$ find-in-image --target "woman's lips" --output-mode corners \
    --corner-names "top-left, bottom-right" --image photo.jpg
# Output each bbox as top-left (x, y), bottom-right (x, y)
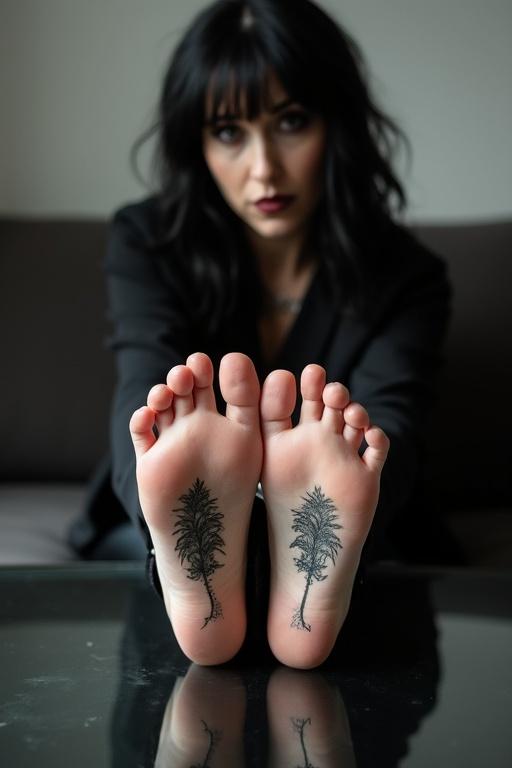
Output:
top-left (254, 195), bottom-right (294, 213)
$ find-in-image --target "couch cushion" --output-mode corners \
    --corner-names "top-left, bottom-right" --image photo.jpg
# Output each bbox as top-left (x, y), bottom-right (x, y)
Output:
top-left (0, 484), bottom-right (84, 563)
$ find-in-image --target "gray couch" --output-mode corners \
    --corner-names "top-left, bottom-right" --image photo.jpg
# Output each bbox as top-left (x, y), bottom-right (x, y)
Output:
top-left (1, 216), bottom-right (511, 565)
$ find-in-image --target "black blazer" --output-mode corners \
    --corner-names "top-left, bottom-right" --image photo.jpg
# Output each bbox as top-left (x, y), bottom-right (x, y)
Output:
top-left (74, 195), bottom-right (451, 561)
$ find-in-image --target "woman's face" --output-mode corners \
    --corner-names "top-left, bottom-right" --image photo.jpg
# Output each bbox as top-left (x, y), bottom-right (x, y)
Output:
top-left (202, 74), bottom-right (326, 246)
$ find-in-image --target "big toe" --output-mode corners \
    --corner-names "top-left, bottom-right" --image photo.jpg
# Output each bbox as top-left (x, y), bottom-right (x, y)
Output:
top-left (220, 352), bottom-right (261, 428)
top-left (260, 369), bottom-right (296, 437)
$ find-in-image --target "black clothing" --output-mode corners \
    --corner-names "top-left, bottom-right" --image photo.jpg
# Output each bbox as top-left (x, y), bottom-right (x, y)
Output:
top-left (70, 195), bottom-right (451, 565)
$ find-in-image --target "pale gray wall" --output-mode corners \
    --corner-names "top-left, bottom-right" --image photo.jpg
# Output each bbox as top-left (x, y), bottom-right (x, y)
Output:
top-left (1, 0), bottom-right (511, 221)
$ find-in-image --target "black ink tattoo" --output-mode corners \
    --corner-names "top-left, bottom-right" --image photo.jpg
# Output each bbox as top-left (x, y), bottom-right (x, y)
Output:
top-left (290, 486), bottom-right (342, 631)
top-left (173, 478), bottom-right (225, 627)
top-left (189, 719), bottom-right (221, 768)
top-left (291, 717), bottom-right (317, 768)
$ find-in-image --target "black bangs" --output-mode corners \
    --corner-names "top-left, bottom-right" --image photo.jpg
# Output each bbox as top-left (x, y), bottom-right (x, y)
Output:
top-left (204, 47), bottom-right (274, 124)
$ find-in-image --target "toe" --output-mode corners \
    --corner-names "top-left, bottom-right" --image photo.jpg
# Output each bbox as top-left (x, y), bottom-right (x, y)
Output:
top-left (166, 365), bottom-right (195, 417)
top-left (129, 406), bottom-right (156, 458)
top-left (299, 364), bottom-right (326, 423)
top-left (187, 352), bottom-right (217, 411)
top-left (147, 383), bottom-right (173, 412)
top-left (260, 369), bottom-right (296, 437)
top-left (220, 352), bottom-right (260, 428)
top-left (342, 423), bottom-right (364, 450)
top-left (147, 383), bottom-right (174, 431)
top-left (321, 382), bottom-right (350, 433)
top-left (342, 402), bottom-right (370, 450)
top-left (344, 401), bottom-right (370, 430)
top-left (362, 426), bottom-right (390, 472)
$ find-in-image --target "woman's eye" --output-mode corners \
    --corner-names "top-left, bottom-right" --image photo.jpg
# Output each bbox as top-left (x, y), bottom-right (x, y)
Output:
top-left (211, 124), bottom-right (241, 144)
top-left (280, 110), bottom-right (310, 132)
top-left (209, 110), bottom-right (310, 144)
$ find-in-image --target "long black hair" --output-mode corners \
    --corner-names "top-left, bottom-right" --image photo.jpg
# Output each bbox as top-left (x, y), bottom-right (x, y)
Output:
top-left (131, 0), bottom-right (410, 331)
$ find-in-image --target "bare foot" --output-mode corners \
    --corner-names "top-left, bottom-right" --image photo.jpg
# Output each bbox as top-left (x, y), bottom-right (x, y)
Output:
top-left (129, 352), bottom-right (262, 665)
top-left (261, 364), bottom-right (389, 668)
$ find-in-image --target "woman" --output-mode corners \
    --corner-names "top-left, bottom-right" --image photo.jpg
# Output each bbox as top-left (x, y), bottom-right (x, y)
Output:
top-left (71, 0), bottom-right (450, 668)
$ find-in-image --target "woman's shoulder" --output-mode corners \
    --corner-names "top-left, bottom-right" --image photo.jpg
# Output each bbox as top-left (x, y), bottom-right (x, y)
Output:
top-left (378, 220), bottom-right (449, 287)
top-left (109, 194), bottom-right (163, 247)
top-left (355, 220), bottom-right (452, 319)
top-left (104, 195), bottom-right (174, 277)
top-left (104, 196), bottom-right (193, 301)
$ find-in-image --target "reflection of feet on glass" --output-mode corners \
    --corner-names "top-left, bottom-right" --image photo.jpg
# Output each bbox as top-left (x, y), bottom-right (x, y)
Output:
top-left (261, 364), bottom-right (389, 668)
top-left (154, 664), bottom-right (246, 768)
top-left (130, 352), bottom-right (262, 665)
top-left (266, 666), bottom-right (356, 768)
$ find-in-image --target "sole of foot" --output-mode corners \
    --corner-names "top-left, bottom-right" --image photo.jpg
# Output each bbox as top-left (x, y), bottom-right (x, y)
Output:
top-left (130, 352), bottom-right (262, 665)
top-left (260, 364), bottom-right (389, 669)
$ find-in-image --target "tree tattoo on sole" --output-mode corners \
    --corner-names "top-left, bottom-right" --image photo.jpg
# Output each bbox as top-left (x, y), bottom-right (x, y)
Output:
top-left (290, 486), bottom-right (342, 632)
top-left (173, 478), bottom-right (225, 628)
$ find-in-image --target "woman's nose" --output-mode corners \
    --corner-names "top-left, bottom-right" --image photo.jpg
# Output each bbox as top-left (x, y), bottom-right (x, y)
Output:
top-left (249, 135), bottom-right (280, 181)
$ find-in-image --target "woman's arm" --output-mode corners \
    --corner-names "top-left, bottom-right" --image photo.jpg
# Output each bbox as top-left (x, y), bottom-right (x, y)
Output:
top-left (105, 199), bottom-right (193, 536)
top-left (347, 238), bottom-right (452, 557)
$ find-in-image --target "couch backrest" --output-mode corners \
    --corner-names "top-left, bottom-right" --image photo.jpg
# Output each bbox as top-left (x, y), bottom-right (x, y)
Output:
top-left (414, 220), bottom-right (512, 509)
top-left (1, 219), bottom-right (113, 481)
top-left (1, 216), bottom-right (511, 511)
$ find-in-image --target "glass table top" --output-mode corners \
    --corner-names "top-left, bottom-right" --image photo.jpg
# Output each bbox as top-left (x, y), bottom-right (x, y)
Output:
top-left (0, 562), bottom-right (511, 767)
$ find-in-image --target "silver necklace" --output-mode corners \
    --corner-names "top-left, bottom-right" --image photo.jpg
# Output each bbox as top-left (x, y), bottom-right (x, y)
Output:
top-left (263, 291), bottom-right (303, 314)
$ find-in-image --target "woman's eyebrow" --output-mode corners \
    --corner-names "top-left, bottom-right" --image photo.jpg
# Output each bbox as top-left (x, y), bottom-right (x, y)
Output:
top-left (268, 97), bottom-right (294, 113)
top-left (204, 97), bottom-right (296, 126)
